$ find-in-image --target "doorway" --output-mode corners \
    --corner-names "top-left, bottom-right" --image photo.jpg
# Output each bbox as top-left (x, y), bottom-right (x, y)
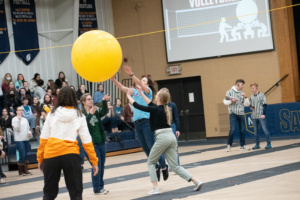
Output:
top-left (157, 76), bottom-right (206, 140)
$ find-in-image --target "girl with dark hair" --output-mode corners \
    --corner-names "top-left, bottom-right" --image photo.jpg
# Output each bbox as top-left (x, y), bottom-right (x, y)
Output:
top-left (55, 71), bottom-right (65, 88)
top-left (37, 87), bottom-right (99, 200)
top-left (19, 88), bottom-right (33, 105)
top-left (127, 88), bottom-right (203, 195)
top-left (81, 93), bottom-right (110, 194)
top-left (93, 84), bottom-right (104, 104)
top-left (15, 74), bottom-right (25, 92)
top-left (52, 88), bottom-right (60, 106)
top-left (34, 79), bottom-right (46, 103)
top-left (29, 73), bottom-right (40, 93)
top-left (4, 90), bottom-right (21, 117)
top-left (111, 65), bottom-right (167, 182)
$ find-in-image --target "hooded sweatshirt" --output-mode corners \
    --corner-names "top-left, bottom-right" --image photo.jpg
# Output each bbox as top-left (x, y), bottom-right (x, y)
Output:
top-left (37, 107), bottom-right (98, 166)
top-left (223, 86), bottom-right (250, 115)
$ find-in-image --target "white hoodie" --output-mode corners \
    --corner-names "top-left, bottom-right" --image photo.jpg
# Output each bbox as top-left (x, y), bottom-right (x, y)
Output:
top-left (37, 107), bottom-right (98, 166)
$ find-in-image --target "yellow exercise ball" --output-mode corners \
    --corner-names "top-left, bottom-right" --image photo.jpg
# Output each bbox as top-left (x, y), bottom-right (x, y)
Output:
top-left (71, 30), bottom-right (122, 83)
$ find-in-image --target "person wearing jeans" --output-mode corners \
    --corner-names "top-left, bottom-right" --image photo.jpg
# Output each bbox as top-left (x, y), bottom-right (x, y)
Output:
top-left (223, 79), bottom-right (250, 152)
top-left (111, 66), bottom-right (168, 181)
top-left (12, 106), bottom-right (33, 176)
top-left (250, 83), bottom-right (271, 149)
top-left (81, 93), bottom-right (110, 195)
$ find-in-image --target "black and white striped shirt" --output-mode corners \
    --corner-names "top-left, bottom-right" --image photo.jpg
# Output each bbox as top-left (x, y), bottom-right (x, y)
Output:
top-left (223, 86), bottom-right (250, 115)
top-left (250, 92), bottom-right (267, 119)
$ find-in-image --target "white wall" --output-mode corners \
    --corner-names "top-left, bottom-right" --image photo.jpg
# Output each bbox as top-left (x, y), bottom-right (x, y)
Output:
top-left (1, 0), bottom-right (114, 90)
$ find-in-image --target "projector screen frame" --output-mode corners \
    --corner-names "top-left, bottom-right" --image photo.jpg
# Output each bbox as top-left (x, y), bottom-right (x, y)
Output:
top-left (161, 0), bottom-right (275, 64)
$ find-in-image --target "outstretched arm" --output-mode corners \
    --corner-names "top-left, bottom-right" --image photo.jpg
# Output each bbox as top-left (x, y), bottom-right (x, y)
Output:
top-left (127, 93), bottom-right (156, 113)
top-left (111, 75), bottom-right (134, 96)
top-left (123, 65), bottom-right (150, 94)
top-left (136, 85), bottom-right (151, 105)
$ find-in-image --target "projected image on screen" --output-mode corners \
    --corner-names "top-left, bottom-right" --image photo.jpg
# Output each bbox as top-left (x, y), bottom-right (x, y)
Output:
top-left (162, 0), bottom-right (274, 63)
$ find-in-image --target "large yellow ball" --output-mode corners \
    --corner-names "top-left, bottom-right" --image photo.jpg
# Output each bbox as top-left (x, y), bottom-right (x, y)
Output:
top-left (71, 30), bottom-right (122, 83)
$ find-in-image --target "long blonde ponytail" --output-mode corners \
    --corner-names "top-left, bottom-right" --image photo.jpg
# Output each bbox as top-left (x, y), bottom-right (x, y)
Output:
top-left (164, 104), bottom-right (172, 126)
top-left (158, 88), bottom-right (172, 126)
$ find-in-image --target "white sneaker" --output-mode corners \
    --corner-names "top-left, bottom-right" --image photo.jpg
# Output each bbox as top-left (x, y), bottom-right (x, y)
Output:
top-left (94, 189), bottom-right (109, 195)
top-left (194, 180), bottom-right (203, 191)
top-left (147, 187), bottom-right (160, 195)
top-left (226, 145), bottom-right (231, 152)
top-left (0, 178), bottom-right (5, 184)
top-left (240, 145), bottom-right (250, 151)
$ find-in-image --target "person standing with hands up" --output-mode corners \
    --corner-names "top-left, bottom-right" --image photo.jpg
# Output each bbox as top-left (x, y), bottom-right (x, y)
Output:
top-left (111, 65), bottom-right (168, 182)
top-left (81, 93), bottom-right (110, 195)
top-left (223, 79), bottom-right (250, 152)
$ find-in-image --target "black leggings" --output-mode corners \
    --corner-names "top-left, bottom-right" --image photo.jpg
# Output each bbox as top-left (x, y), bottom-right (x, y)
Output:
top-left (43, 154), bottom-right (82, 200)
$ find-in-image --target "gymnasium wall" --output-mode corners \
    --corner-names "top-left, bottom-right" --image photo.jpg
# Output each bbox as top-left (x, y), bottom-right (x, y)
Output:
top-left (112, 0), bottom-right (299, 137)
top-left (1, 0), bottom-right (114, 88)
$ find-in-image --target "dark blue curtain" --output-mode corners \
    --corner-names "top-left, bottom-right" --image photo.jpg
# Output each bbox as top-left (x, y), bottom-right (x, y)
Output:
top-left (0, 0), bottom-right (10, 64)
top-left (10, 0), bottom-right (39, 65)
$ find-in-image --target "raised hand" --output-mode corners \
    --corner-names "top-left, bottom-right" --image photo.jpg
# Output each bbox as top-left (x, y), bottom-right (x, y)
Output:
top-left (102, 94), bottom-right (110, 101)
top-left (90, 106), bottom-right (98, 115)
top-left (123, 65), bottom-right (133, 76)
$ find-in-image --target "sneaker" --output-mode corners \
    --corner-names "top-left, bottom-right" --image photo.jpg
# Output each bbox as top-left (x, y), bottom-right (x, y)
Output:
top-left (1, 173), bottom-right (6, 178)
top-left (240, 145), bottom-right (250, 151)
top-left (194, 180), bottom-right (203, 191)
top-left (252, 145), bottom-right (260, 150)
top-left (0, 178), bottom-right (5, 184)
top-left (265, 144), bottom-right (272, 149)
top-left (156, 167), bottom-right (161, 182)
top-left (226, 145), bottom-right (231, 152)
top-left (147, 187), bottom-right (160, 195)
top-left (94, 189), bottom-right (109, 195)
top-left (162, 165), bottom-right (169, 181)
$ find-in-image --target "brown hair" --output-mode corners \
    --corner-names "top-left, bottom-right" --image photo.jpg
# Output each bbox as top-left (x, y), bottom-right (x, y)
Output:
top-left (250, 83), bottom-right (258, 88)
top-left (51, 86), bottom-right (82, 116)
top-left (48, 80), bottom-right (56, 95)
top-left (158, 88), bottom-right (171, 126)
top-left (235, 79), bottom-right (245, 85)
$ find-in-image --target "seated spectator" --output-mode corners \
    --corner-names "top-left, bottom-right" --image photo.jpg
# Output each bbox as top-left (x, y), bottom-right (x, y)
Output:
top-left (47, 80), bottom-right (56, 95)
top-left (19, 88), bottom-right (33, 105)
top-left (23, 81), bottom-right (31, 96)
top-left (29, 73), bottom-right (40, 93)
top-left (102, 101), bottom-right (119, 133)
top-left (4, 90), bottom-right (21, 117)
top-left (35, 106), bottom-right (50, 145)
top-left (4, 81), bottom-right (16, 98)
top-left (31, 97), bottom-right (40, 116)
top-left (52, 88), bottom-right (60, 106)
top-left (62, 81), bottom-right (68, 88)
top-left (2, 73), bottom-right (13, 93)
top-left (46, 89), bottom-right (54, 104)
top-left (34, 79), bottom-right (46, 103)
top-left (0, 108), bottom-right (13, 146)
top-left (76, 84), bottom-right (88, 100)
top-left (40, 94), bottom-right (53, 109)
top-left (0, 140), bottom-right (6, 184)
top-left (113, 98), bottom-right (125, 131)
top-left (14, 74), bottom-right (25, 92)
top-left (123, 102), bottom-right (135, 130)
top-left (55, 71), bottom-right (65, 88)
top-left (12, 106), bottom-right (32, 176)
top-left (21, 97), bottom-right (36, 131)
top-left (93, 84), bottom-right (104, 104)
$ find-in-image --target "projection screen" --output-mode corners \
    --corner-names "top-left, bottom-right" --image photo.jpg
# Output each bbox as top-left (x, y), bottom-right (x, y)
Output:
top-left (162, 0), bottom-right (274, 62)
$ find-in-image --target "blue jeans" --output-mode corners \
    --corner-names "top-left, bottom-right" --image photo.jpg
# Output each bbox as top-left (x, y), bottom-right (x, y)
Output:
top-left (84, 143), bottom-right (106, 193)
top-left (102, 117), bottom-right (118, 132)
top-left (252, 118), bottom-right (271, 145)
top-left (77, 136), bottom-right (85, 165)
top-left (15, 141), bottom-right (30, 163)
top-left (227, 114), bottom-right (246, 147)
top-left (135, 119), bottom-right (166, 169)
top-left (171, 123), bottom-right (180, 165)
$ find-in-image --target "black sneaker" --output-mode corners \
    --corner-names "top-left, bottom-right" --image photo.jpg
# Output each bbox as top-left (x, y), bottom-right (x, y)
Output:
top-left (156, 167), bottom-right (161, 182)
top-left (1, 173), bottom-right (6, 178)
top-left (162, 165), bottom-right (169, 181)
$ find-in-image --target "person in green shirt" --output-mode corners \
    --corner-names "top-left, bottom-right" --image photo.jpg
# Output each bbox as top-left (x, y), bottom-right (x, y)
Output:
top-left (80, 93), bottom-right (110, 195)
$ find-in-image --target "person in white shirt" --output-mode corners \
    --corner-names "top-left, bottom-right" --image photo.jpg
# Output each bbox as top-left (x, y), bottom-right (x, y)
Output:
top-left (12, 106), bottom-right (32, 176)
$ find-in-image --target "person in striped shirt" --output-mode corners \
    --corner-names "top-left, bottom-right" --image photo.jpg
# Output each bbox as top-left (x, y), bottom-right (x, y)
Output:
top-left (223, 79), bottom-right (250, 152)
top-left (250, 83), bottom-right (272, 150)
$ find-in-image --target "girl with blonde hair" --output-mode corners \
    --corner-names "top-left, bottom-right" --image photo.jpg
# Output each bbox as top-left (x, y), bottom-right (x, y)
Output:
top-left (126, 88), bottom-right (203, 195)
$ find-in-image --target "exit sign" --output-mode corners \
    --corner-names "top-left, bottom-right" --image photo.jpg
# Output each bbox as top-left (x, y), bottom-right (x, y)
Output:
top-left (167, 65), bottom-right (181, 75)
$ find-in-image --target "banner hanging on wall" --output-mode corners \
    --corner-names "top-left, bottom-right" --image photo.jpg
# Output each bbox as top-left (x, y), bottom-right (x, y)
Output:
top-left (78, 0), bottom-right (98, 36)
top-left (0, 0), bottom-right (10, 64)
top-left (10, 0), bottom-right (39, 65)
